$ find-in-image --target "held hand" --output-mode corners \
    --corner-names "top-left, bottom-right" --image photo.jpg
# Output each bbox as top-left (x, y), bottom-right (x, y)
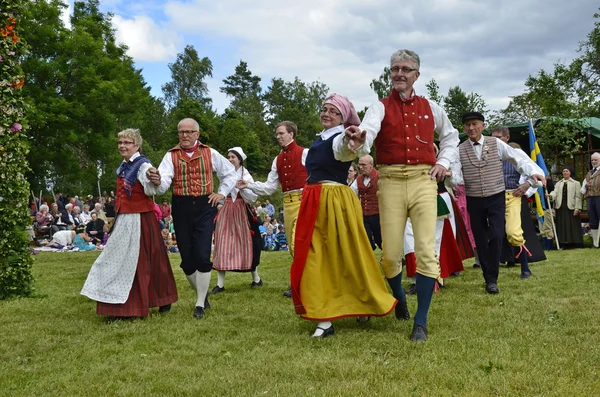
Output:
top-left (428, 164), bottom-right (448, 182)
top-left (513, 182), bottom-right (529, 197)
top-left (531, 174), bottom-right (546, 186)
top-left (345, 126), bottom-right (366, 153)
top-left (146, 167), bottom-right (161, 186)
top-left (574, 209), bottom-right (580, 216)
top-left (208, 193), bottom-right (225, 207)
top-left (236, 179), bottom-right (249, 189)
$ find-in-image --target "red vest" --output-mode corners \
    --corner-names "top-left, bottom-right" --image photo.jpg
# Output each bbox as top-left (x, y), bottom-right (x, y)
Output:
top-left (169, 145), bottom-right (214, 197)
top-left (115, 177), bottom-right (154, 214)
top-left (357, 169), bottom-right (379, 216)
top-left (375, 91), bottom-right (437, 166)
top-left (276, 140), bottom-right (308, 192)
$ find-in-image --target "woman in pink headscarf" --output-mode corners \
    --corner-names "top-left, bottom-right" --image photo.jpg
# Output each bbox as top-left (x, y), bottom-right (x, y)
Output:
top-left (290, 93), bottom-right (397, 338)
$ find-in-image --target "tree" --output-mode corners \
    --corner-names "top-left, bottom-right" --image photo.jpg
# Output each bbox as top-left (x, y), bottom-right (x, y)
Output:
top-left (0, 2), bottom-right (34, 298)
top-left (162, 45), bottom-right (213, 110)
top-left (370, 66), bottom-right (392, 100)
top-left (443, 86), bottom-right (488, 130)
top-left (425, 79), bottom-right (443, 104)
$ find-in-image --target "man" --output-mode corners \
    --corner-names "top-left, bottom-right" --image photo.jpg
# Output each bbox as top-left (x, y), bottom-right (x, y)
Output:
top-left (61, 203), bottom-right (76, 230)
top-left (460, 112), bottom-right (545, 294)
top-left (91, 202), bottom-right (108, 222)
top-left (581, 152), bottom-right (600, 248)
top-left (85, 211), bottom-right (105, 245)
top-left (491, 126), bottom-right (543, 278)
top-left (237, 121), bottom-right (309, 297)
top-left (147, 118), bottom-right (236, 319)
top-left (345, 49), bottom-right (459, 341)
top-left (264, 199), bottom-right (275, 218)
top-left (350, 154), bottom-right (382, 250)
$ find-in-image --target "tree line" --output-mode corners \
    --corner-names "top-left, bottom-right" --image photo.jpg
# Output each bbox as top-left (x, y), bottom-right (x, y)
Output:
top-left (22, 1), bottom-right (600, 196)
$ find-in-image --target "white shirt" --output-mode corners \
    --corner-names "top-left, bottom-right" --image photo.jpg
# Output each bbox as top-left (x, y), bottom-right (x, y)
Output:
top-left (354, 98), bottom-right (459, 169)
top-left (230, 167), bottom-right (258, 204)
top-left (149, 143), bottom-right (237, 197)
top-left (249, 140), bottom-right (309, 196)
top-left (467, 135), bottom-right (544, 188)
top-left (581, 167), bottom-right (599, 195)
top-left (126, 152), bottom-right (164, 197)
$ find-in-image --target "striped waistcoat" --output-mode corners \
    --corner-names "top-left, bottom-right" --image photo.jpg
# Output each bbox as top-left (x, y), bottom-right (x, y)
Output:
top-left (459, 136), bottom-right (504, 197)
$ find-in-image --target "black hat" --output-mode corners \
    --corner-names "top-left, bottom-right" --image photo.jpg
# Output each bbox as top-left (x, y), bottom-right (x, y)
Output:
top-left (461, 112), bottom-right (485, 123)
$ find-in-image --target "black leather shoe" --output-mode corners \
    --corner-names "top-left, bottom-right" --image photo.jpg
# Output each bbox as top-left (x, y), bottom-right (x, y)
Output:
top-left (158, 304), bottom-right (171, 313)
top-left (193, 306), bottom-right (205, 319)
top-left (312, 325), bottom-right (335, 338)
top-left (204, 295), bottom-right (210, 310)
top-left (250, 279), bottom-right (263, 288)
top-left (473, 263), bottom-right (481, 268)
top-left (395, 299), bottom-right (411, 320)
top-left (409, 324), bottom-right (428, 342)
top-left (506, 262), bottom-right (515, 268)
top-left (486, 283), bottom-right (499, 294)
top-left (406, 284), bottom-right (417, 295)
top-left (520, 271), bottom-right (532, 280)
top-left (209, 286), bottom-right (225, 295)
top-left (283, 287), bottom-right (292, 297)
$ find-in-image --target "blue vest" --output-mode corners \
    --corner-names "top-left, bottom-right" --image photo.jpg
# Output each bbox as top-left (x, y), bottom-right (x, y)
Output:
top-left (305, 133), bottom-right (352, 184)
top-left (503, 161), bottom-right (520, 190)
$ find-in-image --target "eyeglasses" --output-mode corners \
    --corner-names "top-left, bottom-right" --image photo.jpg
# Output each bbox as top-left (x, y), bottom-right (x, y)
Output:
top-left (320, 108), bottom-right (342, 117)
top-left (390, 66), bottom-right (418, 75)
top-left (358, 163), bottom-right (370, 167)
top-left (178, 130), bottom-right (198, 136)
top-left (117, 141), bottom-right (136, 146)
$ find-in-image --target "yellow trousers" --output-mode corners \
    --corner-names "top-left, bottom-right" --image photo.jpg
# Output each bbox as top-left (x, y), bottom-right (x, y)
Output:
top-left (283, 191), bottom-right (302, 258)
top-left (378, 165), bottom-right (440, 280)
top-left (505, 192), bottom-right (525, 247)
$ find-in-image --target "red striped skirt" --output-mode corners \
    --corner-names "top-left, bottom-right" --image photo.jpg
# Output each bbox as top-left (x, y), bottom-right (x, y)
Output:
top-left (212, 197), bottom-right (253, 272)
top-left (96, 211), bottom-right (178, 317)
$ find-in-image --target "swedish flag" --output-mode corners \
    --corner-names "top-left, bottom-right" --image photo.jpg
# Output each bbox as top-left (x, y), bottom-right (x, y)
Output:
top-left (528, 119), bottom-right (549, 221)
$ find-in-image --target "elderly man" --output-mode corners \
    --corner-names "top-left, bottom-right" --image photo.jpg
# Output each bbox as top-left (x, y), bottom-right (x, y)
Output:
top-left (237, 121), bottom-right (309, 298)
top-left (581, 152), bottom-right (600, 248)
top-left (460, 112), bottom-right (545, 294)
top-left (147, 118), bottom-right (236, 319)
top-left (345, 49), bottom-right (459, 341)
top-left (91, 202), bottom-right (108, 222)
top-left (350, 154), bottom-right (382, 250)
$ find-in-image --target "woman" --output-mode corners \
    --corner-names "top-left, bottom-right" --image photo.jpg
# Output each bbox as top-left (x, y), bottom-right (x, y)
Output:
top-left (210, 147), bottom-right (263, 294)
top-left (81, 128), bottom-right (178, 318)
top-left (549, 166), bottom-right (583, 248)
top-left (347, 162), bottom-right (358, 185)
top-left (35, 204), bottom-right (54, 234)
top-left (289, 93), bottom-right (397, 337)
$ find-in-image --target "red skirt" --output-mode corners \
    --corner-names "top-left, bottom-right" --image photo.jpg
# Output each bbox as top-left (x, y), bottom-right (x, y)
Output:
top-left (96, 211), bottom-right (178, 317)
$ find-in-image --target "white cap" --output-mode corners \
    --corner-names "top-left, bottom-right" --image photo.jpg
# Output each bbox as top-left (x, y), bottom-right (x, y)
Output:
top-left (228, 146), bottom-right (247, 161)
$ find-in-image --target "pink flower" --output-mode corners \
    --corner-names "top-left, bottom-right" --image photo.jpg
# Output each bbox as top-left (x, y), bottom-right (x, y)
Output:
top-left (10, 123), bottom-right (22, 132)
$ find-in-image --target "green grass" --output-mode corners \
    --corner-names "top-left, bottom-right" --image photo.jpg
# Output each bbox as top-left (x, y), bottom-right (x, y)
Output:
top-left (1, 249), bottom-right (600, 396)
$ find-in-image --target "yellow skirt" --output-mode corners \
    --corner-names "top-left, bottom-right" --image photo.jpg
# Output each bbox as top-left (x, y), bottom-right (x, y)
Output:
top-left (294, 184), bottom-right (396, 321)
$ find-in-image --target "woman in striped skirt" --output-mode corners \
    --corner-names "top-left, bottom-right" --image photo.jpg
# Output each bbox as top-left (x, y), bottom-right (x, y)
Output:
top-left (81, 128), bottom-right (178, 318)
top-left (210, 147), bottom-right (263, 294)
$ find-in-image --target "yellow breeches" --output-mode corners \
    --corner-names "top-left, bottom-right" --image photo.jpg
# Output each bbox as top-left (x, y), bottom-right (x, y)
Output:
top-left (283, 191), bottom-right (302, 258)
top-left (505, 192), bottom-right (525, 247)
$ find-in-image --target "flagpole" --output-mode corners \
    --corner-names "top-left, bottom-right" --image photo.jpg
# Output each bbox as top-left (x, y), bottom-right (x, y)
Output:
top-left (544, 186), bottom-right (560, 250)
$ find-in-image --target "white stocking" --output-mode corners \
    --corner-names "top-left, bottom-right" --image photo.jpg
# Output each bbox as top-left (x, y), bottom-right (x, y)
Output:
top-left (217, 270), bottom-right (226, 288)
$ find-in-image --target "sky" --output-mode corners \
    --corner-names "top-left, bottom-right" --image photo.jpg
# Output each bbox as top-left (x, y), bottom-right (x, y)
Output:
top-left (60, 0), bottom-right (599, 116)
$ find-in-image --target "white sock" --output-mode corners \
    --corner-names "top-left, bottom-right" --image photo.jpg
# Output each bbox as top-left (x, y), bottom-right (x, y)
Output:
top-left (196, 271), bottom-right (211, 308)
top-left (474, 250), bottom-right (481, 265)
top-left (251, 270), bottom-right (260, 283)
top-left (411, 275), bottom-right (416, 284)
top-left (186, 272), bottom-right (198, 290)
top-left (217, 270), bottom-right (226, 288)
top-left (313, 321), bottom-right (332, 337)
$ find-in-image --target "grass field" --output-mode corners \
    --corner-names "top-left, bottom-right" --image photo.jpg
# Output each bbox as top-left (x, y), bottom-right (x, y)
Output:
top-left (1, 249), bottom-right (599, 396)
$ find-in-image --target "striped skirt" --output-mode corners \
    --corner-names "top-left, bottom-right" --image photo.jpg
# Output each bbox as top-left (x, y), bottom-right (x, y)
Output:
top-left (212, 197), bottom-right (253, 272)
top-left (96, 211), bottom-right (178, 317)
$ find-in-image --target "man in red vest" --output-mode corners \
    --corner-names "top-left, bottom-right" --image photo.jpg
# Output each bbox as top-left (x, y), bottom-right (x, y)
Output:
top-left (237, 121), bottom-right (308, 297)
top-left (345, 49), bottom-right (459, 341)
top-left (146, 118), bottom-right (237, 320)
top-left (351, 154), bottom-right (382, 250)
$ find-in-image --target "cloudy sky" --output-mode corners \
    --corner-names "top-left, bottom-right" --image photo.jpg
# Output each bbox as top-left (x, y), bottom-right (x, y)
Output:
top-left (61, 0), bottom-right (599, 115)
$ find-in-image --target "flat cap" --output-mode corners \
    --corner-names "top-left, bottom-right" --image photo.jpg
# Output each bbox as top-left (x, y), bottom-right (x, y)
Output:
top-left (461, 111), bottom-right (485, 123)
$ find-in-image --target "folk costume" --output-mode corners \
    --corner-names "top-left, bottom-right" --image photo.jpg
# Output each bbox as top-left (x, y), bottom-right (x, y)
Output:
top-left (581, 165), bottom-right (600, 247)
top-left (81, 152), bottom-right (178, 317)
top-left (155, 141), bottom-right (237, 318)
top-left (350, 168), bottom-right (382, 250)
top-left (550, 170), bottom-right (584, 247)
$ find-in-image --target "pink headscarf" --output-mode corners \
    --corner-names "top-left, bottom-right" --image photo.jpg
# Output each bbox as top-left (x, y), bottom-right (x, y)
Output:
top-left (323, 93), bottom-right (361, 128)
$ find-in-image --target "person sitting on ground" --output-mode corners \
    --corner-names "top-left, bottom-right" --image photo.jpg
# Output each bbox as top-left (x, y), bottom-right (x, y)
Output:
top-left (80, 204), bottom-right (92, 225)
top-left (35, 204), bottom-right (54, 236)
top-left (91, 202), bottom-right (108, 222)
top-left (85, 212), bottom-right (105, 245)
top-left (264, 227), bottom-right (277, 251)
top-left (275, 225), bottom-right (288, 251)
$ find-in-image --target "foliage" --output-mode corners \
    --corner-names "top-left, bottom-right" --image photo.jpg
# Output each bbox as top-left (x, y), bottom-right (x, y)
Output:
top-left (533, 118), bottom-right (588, 161)
top-left (369, 66), bottom-right (392, 100)
top-left (425, 78), bottom-right (443, 104)
top-left (0, 1), bottom-right (34, 299)
top-left (443, 86), bottom-right (488, 130)
top-left (2, 249), bottom-right (600, 395)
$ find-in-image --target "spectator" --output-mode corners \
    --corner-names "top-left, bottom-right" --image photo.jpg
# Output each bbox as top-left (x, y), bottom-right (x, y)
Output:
top-left (276, 225), bottom-right (288, 251)
top-left (264, 227), bottom-right (277, 251)
top-left (72, 206), bottom-right (85, 229)
top-left (85, 212), bottom-right (105, 244)
top-left (35, 204), bottom-right (54, 236)
top-left (80, 204), bottom-right (92, 225)
top-left (153, 201), bottom-right (165, 230)
top-left (74, 195), bottom-right (83, 211)
top-left (105, 196), bottom-right (115, 218)
top-left (160, 200), bottom-right (171, 220)
top-left (91, 202), bottom-right (108, 222)
top-left (264, 199), bottom-right (275, 217)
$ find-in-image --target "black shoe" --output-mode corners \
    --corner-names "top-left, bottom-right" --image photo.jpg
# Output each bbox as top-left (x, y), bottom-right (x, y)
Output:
top-left (158, 304), bottom-right (171, 313)
top-left (506, 262), bottom-right (515, 268)
top-left (283, 287), bottom-right (292, 298)
top-left (204, 295), bottom-right (210, 310)
top-left (250, 279), bottom-right (263, 288)
top-left (356, 316), bottom-right (371, 323)
top-left (409, 324), bottom-right (428, 342)
top-left (520, 271), bottom-right (532, 280)
top-left (395, 298), bottom-right (411, 320)
top-left (209, 286), bottom-right (225, 295)
top-left (193, 306), bottom-right (205, 319)
top-left (312, 325), bottom-right (335, 338)
top-left (473, 263), bottom-right (481, 268)
top-left (486, 283), bottom-right (499, 294)
top-left (406, 284), bottom-right (417, 295)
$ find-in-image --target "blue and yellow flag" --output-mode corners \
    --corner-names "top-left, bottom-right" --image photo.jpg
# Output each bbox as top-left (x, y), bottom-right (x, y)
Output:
top-left (528, 119), bottom-right (549, 222)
